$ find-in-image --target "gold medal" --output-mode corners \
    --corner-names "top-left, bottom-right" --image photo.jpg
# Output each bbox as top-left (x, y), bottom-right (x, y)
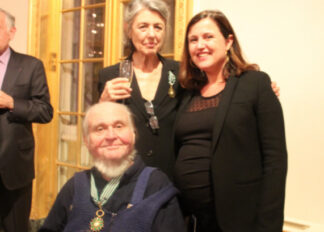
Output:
top-left (168, 71), bottom-right (176, 98)
top-left (168, 85), bottom-right (175, 98)
top-left (90, 208), bottom-right (105, 232)
top-left (89, 173), bottom-right (121, 232)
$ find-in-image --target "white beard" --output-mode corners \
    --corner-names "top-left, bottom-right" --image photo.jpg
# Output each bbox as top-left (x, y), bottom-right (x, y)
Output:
top-left (92, 151), bottom-right (136, 179)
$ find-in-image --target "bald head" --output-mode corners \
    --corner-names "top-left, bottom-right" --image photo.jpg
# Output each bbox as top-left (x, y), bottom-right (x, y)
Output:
top-left (83, 102), bottom-right (135, 137)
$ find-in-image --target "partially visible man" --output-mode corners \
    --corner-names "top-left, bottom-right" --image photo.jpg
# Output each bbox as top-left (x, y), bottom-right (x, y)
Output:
top-left (0, 8), bottom-right (53, 232)
top-left (39, 102), bottom-right (185, 232)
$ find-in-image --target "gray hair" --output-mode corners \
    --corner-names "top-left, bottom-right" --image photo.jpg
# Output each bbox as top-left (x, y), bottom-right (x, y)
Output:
top-left (124, 0), bottom-right (170, 52)
top-left (82, 102), bottom-right (135, 139)
top-left (0, 8), bottom-right (15, 31)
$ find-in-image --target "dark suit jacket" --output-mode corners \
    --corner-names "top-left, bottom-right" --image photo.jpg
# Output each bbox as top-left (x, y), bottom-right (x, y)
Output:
top-left (0, 48), bottom-right (53, 190)
top-left (98, 55), bottom-right (182, 178)
top-left (175, 70), bottom-right (287, 232)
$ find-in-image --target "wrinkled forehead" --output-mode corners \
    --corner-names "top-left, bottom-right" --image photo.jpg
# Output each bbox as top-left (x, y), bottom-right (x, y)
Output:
top-left (88, 105), bottom-right (132, 127)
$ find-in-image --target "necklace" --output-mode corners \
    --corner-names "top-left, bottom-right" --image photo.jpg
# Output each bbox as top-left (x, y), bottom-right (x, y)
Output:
top-left (89, 173), bottom-right (121, 232)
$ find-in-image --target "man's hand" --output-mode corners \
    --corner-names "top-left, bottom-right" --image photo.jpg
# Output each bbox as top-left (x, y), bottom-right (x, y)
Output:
top-left (0, 90), bottom-right (14, 109)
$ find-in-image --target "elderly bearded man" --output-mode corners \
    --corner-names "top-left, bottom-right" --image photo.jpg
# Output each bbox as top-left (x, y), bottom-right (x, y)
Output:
top-left (39, 102), bottom-right (186, 232)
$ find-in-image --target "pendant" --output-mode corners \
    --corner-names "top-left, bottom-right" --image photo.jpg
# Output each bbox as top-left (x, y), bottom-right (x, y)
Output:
top-left (168, 71), bottom-right (176, 98)
top-left (168, 85), bottom-right (175, 98)
top-left (90, 208), bottom-right (105, 232)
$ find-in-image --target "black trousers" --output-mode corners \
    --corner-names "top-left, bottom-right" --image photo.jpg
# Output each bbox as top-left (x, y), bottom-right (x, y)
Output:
top-left (185, 204), bottom-right (222, 232)
top-left (0, 178), bottom-right (32, 232)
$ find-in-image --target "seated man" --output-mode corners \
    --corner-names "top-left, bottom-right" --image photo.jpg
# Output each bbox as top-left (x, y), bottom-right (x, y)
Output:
top-left (39, 102), bottom-right (185, 232)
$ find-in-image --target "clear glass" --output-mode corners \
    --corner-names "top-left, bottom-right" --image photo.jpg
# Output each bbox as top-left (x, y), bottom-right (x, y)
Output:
top-left (61, 11), bottom-right (81, 60)
top-left (119, 60), bottom-right (133, 80)
top-left (58, 115), bottom-right (78, 164)
top-left (62, 0), bottom-right (81, 9)
top-left (59, 63), bottom-right (79, 112)
top-left (82, 62), bottom-right (103, 112)
top-left (83, 7), bottom-right (105, 58)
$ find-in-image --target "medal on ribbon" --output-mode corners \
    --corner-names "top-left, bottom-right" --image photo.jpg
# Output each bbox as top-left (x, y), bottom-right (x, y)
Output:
top-left (168, 71), bottom-right (176, 98)
top-left (89, 173), bottom-right (121, 232)
top-left (90, 204), bottom-right (105, 232)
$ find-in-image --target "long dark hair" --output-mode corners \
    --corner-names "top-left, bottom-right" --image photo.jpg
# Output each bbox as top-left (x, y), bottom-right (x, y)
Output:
top-left (179, 10), bottom-right (259, 91)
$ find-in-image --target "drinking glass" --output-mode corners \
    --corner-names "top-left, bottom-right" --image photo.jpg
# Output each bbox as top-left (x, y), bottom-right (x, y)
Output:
top-left (119, 60), bottom-right (133, 85)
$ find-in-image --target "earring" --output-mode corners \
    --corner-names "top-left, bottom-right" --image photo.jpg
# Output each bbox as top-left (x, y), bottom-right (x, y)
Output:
top-left (225, 50), bottom-right (230, 63)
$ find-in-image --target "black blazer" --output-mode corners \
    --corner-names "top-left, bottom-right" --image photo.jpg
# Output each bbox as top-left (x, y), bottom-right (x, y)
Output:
top-left (0, 48), bottom-right (53, 190)
top-left (98, 55), bottom-right (182, 178)
top-left (175, 70), bottom-right (287, 232)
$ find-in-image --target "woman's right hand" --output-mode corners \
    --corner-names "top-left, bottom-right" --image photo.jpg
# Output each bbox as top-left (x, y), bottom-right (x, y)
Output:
top-left (99, 77), bottom-right (132, 102)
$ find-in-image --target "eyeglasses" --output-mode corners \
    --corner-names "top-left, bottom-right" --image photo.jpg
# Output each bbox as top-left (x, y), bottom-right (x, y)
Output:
top-left (144, 101), bottom-right (159, 133)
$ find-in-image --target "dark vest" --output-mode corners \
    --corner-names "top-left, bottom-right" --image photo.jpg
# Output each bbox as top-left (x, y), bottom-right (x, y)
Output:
top-left (63, 167), bottom-right (178, 232)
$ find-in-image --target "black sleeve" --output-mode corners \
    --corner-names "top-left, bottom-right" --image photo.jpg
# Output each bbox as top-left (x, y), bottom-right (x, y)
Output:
top-left (38, 178), bottom-right (75, 232)
top-left (8, 58), bottom-right (53, 124)
top-left (255, 72), bottom-right (288, 231)
top-left (148, 170), bottom-right (186, 232)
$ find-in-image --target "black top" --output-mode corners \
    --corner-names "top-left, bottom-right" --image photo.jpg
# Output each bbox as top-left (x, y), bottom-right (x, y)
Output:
top-left (98, 55), bottom-right (182, 178)
top-left (174, 92), bottom-right (222, 212)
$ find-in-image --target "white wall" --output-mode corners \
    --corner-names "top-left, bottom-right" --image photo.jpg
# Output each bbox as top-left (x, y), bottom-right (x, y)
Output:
top-left (0, 0), bottom-right (29, 53)
top-left (2, 0), bottom-right (324, 228)
top-left (195, 0), bottom-right (324, 228)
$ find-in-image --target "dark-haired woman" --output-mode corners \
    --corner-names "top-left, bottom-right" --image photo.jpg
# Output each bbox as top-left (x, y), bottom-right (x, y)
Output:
top-left (174, 10), bottom-right (287, 232)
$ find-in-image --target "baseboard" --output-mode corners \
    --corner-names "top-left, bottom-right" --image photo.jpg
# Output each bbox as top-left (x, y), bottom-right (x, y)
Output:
top-left (283, 218), bottom-right (324, 232)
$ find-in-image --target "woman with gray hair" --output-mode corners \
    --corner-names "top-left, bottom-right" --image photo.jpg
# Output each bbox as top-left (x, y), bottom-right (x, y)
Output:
top-left (98, 0), bottom-right (181, 178)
